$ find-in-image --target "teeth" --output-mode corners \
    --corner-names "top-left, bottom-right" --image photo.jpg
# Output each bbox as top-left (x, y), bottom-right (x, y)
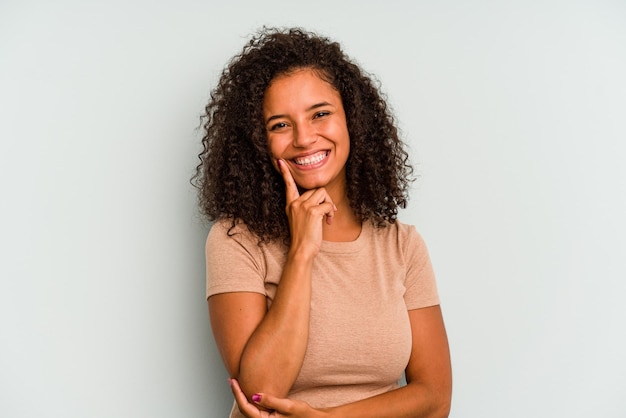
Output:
top-left (294, 151), bottom-right (327, 166)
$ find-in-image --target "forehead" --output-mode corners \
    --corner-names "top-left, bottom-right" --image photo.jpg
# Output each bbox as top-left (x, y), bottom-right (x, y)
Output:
top-left (263, 69), bottom-right (340, 109)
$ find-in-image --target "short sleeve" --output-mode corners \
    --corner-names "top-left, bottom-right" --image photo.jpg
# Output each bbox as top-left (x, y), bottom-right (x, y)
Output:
top-left (403, 226), bottom-right (440, 310)
top-left (205, 220), bottom-right (266, 300)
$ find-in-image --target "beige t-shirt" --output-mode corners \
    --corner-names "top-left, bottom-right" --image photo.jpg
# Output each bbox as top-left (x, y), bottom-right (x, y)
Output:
top-left (206, 219), bottom-right (439, 417)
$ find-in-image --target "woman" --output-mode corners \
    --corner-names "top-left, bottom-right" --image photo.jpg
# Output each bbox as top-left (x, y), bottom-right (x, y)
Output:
top-left (195, 27), bottom-right (452, 417)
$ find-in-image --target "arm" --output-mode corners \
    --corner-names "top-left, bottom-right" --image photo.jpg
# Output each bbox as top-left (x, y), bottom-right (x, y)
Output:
top-left (209, 252), bottom-right (314, 399)
top-left (209, 159), bottom-right (337, 400)
top-left (325, 305), bottom-right (452, 417)
top-left (238, 305), bottom-right (452, 418)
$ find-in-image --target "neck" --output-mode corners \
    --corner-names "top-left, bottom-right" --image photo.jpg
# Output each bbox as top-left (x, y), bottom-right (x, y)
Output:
top-left (322, 198), bottom-right (361, 242)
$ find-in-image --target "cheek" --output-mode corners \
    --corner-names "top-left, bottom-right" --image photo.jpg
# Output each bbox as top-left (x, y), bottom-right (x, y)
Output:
top-left (266, 138), bottom-right (279, 158)
top-left (327, 119), bottom-right (350, 145)
top-left (267, 133), bottom-right (292, 154)
top-left (331, 126), bottom-right (351, 156)
top-left (265, 139), bottom-right (282, 170)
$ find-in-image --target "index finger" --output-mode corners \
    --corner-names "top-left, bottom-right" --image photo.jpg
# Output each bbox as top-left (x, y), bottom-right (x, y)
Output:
top-left (277, 159), bottom-right (300, 203)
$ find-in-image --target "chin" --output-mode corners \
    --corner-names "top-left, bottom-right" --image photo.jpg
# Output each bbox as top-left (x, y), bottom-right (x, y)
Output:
top-left (295, 175), bottom-right (331, 189)
top-left (295, 172), bottom-right (343, 192)
top-left (295, 182), bottom-right (321, 191)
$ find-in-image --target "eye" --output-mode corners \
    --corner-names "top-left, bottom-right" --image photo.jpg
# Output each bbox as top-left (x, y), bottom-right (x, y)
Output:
top-left (313, 111), bottom-right (330, 119)
top-left (269, 121), bottom-right (288, 131)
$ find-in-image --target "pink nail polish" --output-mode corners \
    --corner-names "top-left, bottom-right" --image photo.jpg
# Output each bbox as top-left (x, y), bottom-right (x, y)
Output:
top-left (252, 394), bottom-right (261, 403)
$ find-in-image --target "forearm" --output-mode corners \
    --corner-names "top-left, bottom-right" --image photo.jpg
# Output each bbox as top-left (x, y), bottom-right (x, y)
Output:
top-left (238, 252), bottom-right (314, 398)
top-left (323, 382), bottom-right (451, 418)
top-left (324, 307), bottom-right (453, 418)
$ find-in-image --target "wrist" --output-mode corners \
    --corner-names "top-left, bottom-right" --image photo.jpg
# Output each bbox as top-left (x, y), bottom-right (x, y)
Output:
top-left (286, 246), bottom-right (317, 265)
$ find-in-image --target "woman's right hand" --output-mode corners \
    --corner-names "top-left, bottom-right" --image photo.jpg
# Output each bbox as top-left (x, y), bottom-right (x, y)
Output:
top-left (278, 159), bottom-right (337, 259)
top-left (230, 378), bottom-right (325, 418)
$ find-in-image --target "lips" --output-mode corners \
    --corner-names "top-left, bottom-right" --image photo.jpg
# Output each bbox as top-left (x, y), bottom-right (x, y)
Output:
top-left (293, 151), bottom-right (329, 166)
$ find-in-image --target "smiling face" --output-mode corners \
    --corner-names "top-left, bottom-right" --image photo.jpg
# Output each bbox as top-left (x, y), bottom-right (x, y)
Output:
top-left (263, 68), bottom-right (350, 194)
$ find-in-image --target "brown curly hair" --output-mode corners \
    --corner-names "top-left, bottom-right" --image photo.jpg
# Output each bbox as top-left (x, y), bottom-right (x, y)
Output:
top-left (193, 27), bottom-right (414, 242)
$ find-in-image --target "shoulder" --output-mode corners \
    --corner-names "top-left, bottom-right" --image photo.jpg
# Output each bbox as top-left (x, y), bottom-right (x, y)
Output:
top-left (206, 218), bottom-right (260, 254)
top-left (371, 219), bottom-right (426, 249)
top-left (206, 218), bottom-right (286, 258)
top-left (368, 221), bottom-right (432, 272)
top-left (207, 218), bottom-right (252, 240)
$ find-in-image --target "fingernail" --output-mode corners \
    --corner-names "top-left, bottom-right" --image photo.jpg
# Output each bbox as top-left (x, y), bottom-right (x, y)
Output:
top-left (252, 393), bottom-right (261, 403)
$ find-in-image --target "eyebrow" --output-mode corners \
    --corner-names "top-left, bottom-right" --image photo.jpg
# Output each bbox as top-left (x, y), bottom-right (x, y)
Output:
top-left (265, 101), bottom-right (333, 125)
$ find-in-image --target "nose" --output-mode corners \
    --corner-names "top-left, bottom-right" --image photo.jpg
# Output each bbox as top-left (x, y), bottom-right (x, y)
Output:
top-left (292, 123), bottom-right (318, 148)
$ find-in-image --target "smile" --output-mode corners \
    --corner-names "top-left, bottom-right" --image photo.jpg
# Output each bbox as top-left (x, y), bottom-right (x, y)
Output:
top-left (293, 151), bottom-right (329, 166)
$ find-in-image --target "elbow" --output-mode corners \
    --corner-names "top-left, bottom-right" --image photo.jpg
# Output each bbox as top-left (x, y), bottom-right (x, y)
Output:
top-left (236, 369), bottom-right (290, 401)
top-left (431, 388), bottom-right (452, 418)
top-left (407, 381), bottom-right (452, 418)
top-left (413, 381), bottom-right (450, 418)
top-left (434, 397), bottom-right (451, 418)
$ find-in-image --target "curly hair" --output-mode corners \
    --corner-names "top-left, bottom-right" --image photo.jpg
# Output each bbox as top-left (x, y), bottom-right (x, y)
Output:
top-left (193, 27), bottom-right (414, 242)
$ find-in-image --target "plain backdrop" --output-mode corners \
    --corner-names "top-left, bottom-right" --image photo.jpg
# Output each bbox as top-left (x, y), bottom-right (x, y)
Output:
top-left (1, 0), bottom-right (625, 417)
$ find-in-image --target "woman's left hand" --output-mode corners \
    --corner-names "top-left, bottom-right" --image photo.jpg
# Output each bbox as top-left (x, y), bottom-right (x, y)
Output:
top-left (230, 378), bottom-right (326, 418)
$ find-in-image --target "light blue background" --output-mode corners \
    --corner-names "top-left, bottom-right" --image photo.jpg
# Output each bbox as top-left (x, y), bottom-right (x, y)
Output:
top-left (2, 1), bottom-right (625, 416)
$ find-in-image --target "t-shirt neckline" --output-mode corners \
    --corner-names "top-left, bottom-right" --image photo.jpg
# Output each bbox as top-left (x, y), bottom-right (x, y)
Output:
top-left (318, 221), bottom-right (369, 254)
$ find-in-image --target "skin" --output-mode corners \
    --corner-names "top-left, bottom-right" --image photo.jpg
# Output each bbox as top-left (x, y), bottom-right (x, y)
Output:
top-left (264, 69), bottom-right (360, 242)
top-left (208, 68), bottom-right (452, 417)
top-left (264, 69), bottom-right (350, 201)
